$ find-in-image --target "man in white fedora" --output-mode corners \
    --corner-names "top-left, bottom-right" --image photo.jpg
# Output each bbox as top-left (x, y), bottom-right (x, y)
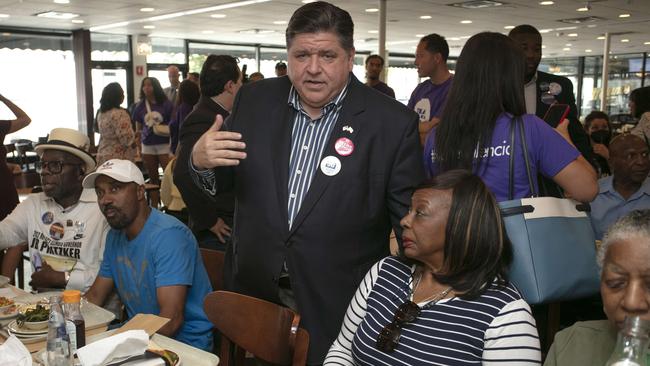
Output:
top-left (0, 128), bottom-right (109, 293)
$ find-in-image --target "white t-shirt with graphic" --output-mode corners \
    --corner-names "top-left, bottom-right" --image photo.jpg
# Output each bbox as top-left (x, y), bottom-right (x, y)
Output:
top-left (0, 189), bottom-right (108, 292)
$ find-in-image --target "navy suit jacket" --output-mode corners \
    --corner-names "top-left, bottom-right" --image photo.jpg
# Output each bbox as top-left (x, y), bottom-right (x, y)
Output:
top-left (198, 74), bottom-right (423, 363)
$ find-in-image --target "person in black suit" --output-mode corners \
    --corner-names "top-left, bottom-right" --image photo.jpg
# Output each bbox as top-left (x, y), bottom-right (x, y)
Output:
top-left (190, 1), bottom-right (423, 363)
top-left (174, 55), bottom-right (243, 249)
top-left (509, 24), bottom-right (594, 197)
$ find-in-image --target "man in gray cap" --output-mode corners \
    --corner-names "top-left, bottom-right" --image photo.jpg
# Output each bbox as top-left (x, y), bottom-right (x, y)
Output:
top-left (0, 128), bottom-right (108, 292)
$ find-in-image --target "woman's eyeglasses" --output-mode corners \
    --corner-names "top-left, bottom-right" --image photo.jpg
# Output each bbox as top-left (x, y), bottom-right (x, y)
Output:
top-left (36, 160), bottom-right (82, 174)
top-left (376, 300), bottom-right (421, 353)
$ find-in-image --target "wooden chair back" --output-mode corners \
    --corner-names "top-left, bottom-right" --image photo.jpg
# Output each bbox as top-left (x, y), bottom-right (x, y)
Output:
top-left (203, 291), bottom-right (309, 366)
top-left (200, 248), bottom-right (225, 291)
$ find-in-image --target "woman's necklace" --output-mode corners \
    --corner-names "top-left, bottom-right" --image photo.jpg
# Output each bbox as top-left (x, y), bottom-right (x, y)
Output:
top-left (411, 271), bottom-right (453, 309)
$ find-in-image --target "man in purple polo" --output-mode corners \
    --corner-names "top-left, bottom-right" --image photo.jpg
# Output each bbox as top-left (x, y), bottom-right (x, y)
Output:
top-left (408, 33), bottom-right (453, 146)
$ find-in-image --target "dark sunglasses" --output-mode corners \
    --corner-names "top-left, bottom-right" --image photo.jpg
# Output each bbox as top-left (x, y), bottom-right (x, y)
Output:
top-left (376, 300), bottom-right (421, 353)
top-left (36, 160), bottom-right (83, 174)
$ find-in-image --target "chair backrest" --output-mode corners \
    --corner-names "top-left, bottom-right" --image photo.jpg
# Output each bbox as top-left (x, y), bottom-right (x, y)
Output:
top-left (203, 290), bottom-right (309, 366)
top-left (200, 248), bottom-right (225, 291)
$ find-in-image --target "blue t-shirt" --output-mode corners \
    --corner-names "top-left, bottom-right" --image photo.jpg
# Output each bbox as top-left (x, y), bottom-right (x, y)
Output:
top-left (99, 209), bottom-right (213, 350)
top-left (424, 113), bottom-right (580, 201)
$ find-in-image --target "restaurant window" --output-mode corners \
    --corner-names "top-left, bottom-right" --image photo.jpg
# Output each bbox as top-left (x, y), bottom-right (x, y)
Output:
top-left (147, 37), bottom-right (186, 89)
top-left (260, 47), bottom-right (286, 78)
top-left (604, 53), bottom-right (644, 115)
top-left (0, 32), bottom-right (77, 142)
top-left (189, 43), bottom-right (257, 79)
top-left (386, 55), bottom-right (419, 106)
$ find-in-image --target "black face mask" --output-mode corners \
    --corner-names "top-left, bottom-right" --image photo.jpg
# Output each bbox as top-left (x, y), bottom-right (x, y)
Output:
top-left (591, 130), bottom-right (612, 146)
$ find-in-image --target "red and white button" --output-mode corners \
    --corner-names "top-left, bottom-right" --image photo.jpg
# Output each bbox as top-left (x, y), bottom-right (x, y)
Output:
top-left (335, 137), bottom-right (355, 156)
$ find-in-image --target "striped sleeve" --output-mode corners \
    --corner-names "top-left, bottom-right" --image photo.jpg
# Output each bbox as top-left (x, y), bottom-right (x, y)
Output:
top-left (323, 258), bottom-right (384, 366)
top-left (482, 299), bottom-right (541, 365)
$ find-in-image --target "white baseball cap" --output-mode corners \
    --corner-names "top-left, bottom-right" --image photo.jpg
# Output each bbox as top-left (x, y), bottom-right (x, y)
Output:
top-left (82, 159), bottom-right (145, 188)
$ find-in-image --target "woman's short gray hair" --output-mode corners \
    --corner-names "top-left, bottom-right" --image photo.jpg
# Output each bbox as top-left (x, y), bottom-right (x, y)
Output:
top-left (597, 210), bottom-right (650, 270)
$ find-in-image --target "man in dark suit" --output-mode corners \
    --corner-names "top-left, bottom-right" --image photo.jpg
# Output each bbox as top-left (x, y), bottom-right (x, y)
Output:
top-left (510, 24), bottom-right (593, 197)
top-left (190, 1), bottom-right (423, 363)
top-left (174, 55), bottom-right (243, 248)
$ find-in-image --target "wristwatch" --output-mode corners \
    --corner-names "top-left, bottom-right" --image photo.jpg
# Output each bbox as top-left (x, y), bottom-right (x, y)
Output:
top-left (64, 271), bottom-right (70, 284)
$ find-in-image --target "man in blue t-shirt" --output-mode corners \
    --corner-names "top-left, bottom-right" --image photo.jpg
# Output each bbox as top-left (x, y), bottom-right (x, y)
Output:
top-left (83, 159), bottom-right (213, 350)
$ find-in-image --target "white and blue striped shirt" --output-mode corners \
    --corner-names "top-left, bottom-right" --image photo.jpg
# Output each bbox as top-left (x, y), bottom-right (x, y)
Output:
top-left (286, 83), bottom-right (348, 227)
top-left (324, 257), bottom-right (541, 365)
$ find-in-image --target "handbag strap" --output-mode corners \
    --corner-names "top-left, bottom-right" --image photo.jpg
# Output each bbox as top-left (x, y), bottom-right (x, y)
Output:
top-left (516, 117), bottom-right (538, 197)
top-left (507, 116), bottom-right (538, 200)
top-left (508, 118), bottom-right (516, 201)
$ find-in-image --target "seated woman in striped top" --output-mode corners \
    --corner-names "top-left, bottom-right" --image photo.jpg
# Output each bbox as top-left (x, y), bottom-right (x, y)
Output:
top-left (325, 170), bottom-right (541, 365)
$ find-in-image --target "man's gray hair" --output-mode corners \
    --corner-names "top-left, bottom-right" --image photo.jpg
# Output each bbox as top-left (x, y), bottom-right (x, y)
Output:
top-left (598, 210), bottom-right (650, 271)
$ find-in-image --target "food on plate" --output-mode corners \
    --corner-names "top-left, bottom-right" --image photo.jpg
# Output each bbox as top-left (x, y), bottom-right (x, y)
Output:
top-left (146, 348), bottom-right (180, 366)
top-left (0, 296), bottom-right (14, 307)
top-left (1, 304), bottom-right (18, 315)
top-left (17, 304), bottom-right (49, 327)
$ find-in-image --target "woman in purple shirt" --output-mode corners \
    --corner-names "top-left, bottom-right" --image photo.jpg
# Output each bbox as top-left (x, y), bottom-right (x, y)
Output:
top-left (131, 77), bottom-right (173, 207)
top-left (425, 32), bottom-right (597, 203)
top-left (169, 79), bottom-right (200, 155)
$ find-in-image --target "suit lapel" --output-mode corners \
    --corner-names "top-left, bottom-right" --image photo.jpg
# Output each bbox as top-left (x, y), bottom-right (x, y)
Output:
top-left (271, 99), bottom-right (294, 235)
top-left (287, 78), bottom-right (366, 237)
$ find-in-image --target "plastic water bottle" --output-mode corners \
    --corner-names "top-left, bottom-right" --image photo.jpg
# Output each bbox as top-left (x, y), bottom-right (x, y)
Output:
top-left (606, 316), bottom-right (650, 366)
top-left (46, 296), bottom-right (72, 366)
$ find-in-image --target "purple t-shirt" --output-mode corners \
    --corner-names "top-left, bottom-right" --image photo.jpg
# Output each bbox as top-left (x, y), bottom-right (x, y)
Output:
top-left (169, 102), bottom-right (194, 154)
top-left (407, 77), bottom-right (453, 122)
top-left (131, 99), bottom-right (174, 146)
top-left (424, 113), bottom-right (580, 201)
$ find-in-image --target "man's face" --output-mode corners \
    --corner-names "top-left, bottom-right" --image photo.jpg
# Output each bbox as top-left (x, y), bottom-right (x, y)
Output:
top-left (276, 66), bottom-right (287, 77)
top-left (414, 41), bottom-right (438, 78)
top-left (365, 58), bottom-right (383, 81)
top-left (39, 150), bottom-right (84, 200)
top-left (610, 136), bottom-right (650, 184)
top-left (94, 175), bottom-right (141, 230)
top-left (168, 67), bottom-right (180, 85)
top-left (287, 31), bottom-right (354, 112)
top-left (510, 32), bottom-right (542, 80)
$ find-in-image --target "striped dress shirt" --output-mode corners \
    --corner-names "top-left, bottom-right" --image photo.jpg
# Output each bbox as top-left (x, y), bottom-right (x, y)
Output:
top-left (286, 83), bottom-right (348, 228)
top-left (191, 81), bottom-right (349, 227)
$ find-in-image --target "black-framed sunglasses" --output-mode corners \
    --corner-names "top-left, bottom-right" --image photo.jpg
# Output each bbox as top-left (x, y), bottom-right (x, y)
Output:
top-left (376, 300), bottom-right (421, 353)
top-left (36, 160), bottom-right (82, 174)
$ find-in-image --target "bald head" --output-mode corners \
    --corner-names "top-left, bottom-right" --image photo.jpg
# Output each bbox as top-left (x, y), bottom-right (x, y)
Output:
top-left (609, 134), bottom-right (650, 184)
top-left (167, 65), bottom-right (180, 87)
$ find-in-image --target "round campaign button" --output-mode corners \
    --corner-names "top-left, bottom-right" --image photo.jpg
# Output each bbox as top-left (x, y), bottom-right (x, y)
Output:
top-left (549, 82), bottom-right (562, 96)
top-left (541, 92), bottom-right (556, 105)
top-left (320, 156), bottom-right (341, 177)
top-left (335, 137), bottom-right (355, 156)
top-left (49, 222), bottom-right (65, 240)
top-left (41, 211), bottom-right (54, 224)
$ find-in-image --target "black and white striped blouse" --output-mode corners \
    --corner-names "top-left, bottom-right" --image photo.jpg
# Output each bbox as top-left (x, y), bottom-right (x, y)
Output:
top-left (324, 257), bottom-right (541, 365)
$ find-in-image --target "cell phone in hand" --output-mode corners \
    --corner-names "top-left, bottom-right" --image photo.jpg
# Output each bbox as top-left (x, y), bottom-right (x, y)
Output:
top-left (32, 251), bottom-right (42, 271)
top-left (542, 103), bottom-right (570, 128)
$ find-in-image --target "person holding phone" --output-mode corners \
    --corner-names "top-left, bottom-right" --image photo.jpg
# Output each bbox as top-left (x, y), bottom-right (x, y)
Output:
top-left (423, 32), bottom-right (597, 203)
top-left (509, 25), bottom-right (594, 197)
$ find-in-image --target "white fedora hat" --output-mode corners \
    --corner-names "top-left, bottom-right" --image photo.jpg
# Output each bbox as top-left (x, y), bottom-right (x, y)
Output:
top-left (34, 128), bottom-right (96, 172)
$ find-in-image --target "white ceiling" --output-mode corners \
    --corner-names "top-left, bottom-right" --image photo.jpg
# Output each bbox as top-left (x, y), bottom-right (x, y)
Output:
top-left (0, 0), bottom-right (649, 58)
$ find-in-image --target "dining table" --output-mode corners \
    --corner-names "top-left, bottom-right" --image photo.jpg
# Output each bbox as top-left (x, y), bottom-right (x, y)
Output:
top-left (1, 282), bottom-right (219, 365)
